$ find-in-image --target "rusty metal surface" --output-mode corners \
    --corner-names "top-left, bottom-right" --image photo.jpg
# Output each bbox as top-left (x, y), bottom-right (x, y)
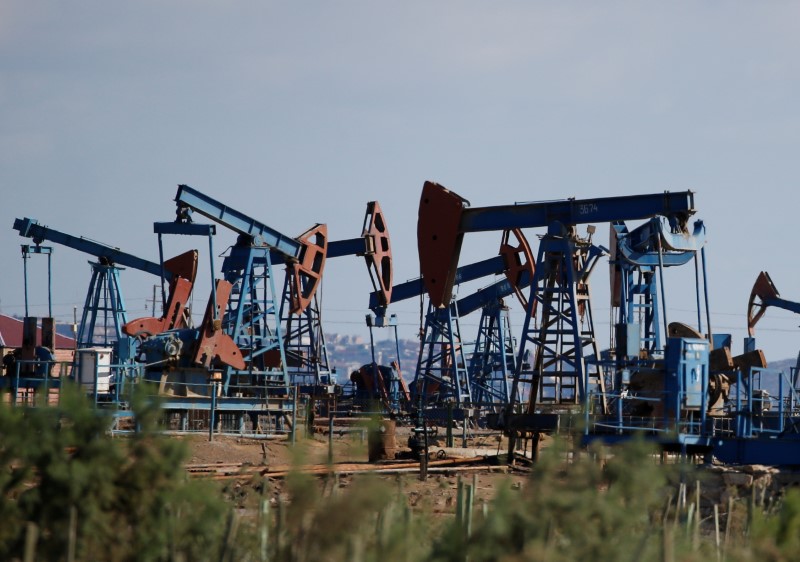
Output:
top-left (287, 224), bottom-right (327, 315)
top-left (417, 181), bottom-right (470, 308)
top-left (123, 250), bottom-right (198, 337)
top-left (499, 228), bottom-right (535, 309)
top-left (193, 279), bottom-right (245, 370)
top-left (709, 347), bottom-right (734, 371)
top-left (731, 349), bottom-right (767, 371)
top-left (124, 277), bottom-right (194, 337)
top-left (40, 317), bottom-right (55, 350)
top-left (163, 249), bottom-right (199, 284)
top-left (667, 321), bottom-right (704, 339)
top-left (20, 317), bottom-right (37, 369)
top-left (362, 201), bottom-right (393, 307)
top-left (748, 271), bottom-right (779, 336)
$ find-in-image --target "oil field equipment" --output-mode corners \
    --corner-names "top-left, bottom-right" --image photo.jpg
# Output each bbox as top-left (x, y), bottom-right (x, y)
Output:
top-left (364, 229), bottom-right (533, 415)
top-left (132, 184), bottom-right (327, 397)
top-left (12, 216), bottom-right (200, 400)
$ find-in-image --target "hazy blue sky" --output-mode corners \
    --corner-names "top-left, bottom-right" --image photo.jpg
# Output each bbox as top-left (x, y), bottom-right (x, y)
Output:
top-left (2, 2), bottom-right (800, 363)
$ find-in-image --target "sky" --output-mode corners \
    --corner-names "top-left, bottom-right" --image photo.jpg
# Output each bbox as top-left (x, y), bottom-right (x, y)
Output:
top-left (2, 1), bottom-right (800, 364)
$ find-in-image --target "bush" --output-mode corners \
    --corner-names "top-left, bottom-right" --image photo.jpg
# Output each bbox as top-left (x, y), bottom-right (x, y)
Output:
top-left (4, 390), bottom-right (800, 562)
top-left (0, 385), bottom-right (228, 561)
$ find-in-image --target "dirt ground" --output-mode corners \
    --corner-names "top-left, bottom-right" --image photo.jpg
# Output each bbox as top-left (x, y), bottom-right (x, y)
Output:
top-left (180, 425), bottom-right (800, 522)
top-left (181, 425), bottom-right (530, 514)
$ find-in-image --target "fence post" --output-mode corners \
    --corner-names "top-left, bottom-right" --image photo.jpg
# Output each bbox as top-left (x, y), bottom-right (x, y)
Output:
top-left (290, 386), bottom-right (298, 446)
top-left (209, 381), bottom-right (218, 442)
top-left (23, 522), bottom-right (39, 562)
top-left (328, 411), bottom-right (334, 465)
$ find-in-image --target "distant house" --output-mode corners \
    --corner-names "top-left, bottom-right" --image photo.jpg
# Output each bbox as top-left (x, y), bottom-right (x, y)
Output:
top-left (0, 314), bottom-right (76, 349)
top-left (0, 314), bottom-right (76, 368)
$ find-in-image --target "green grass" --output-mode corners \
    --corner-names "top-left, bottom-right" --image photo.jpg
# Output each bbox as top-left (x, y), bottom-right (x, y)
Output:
top-left (2, 390), bottom-right (800, 561)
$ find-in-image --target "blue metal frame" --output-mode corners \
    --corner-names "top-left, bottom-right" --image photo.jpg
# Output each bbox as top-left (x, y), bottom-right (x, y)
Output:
top-left (13, 218), bottom-right (169, 368)
top-left (460, 191), bottom-right (696, 233)
top-left (170, 187), bottom-right (305, 376)
top-left (220, 246), bottom-right (290, 389)
top-left (175, 185), bottom-right (302, 258)
top-left (510, 231), bottom-right (607, 413)
top-left (580, 345), bottom-right (800, 466)
top-left (375, 254), bottom-right (532, 411)
top-left (153, 220), bottom-right (216, 322)
top-left (76, 262), bottom-right (135, 361)
top-left (21, 244), bottom-right (53, 318)
top-left (277, 271), bottom-right (331, 386)
top-left (611, 217), bottom-right (707, 356)
top-left (412, 299), bottom-right (471, 406)
top-left (14, 217), bottom-right (167, 278)
top-left (368, 255), bottom-right (506, 319)
top-left (468, 299), bottom-right (515, 411)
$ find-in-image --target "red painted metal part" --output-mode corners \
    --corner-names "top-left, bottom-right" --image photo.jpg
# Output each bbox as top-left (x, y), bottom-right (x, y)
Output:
top-left (499, 228), bottom-right (535, 309)
top-left (349, 360), bottom-right (410, 412)
top-left (417, 181), bottom-right (470, 308)
top-left (362, 201), bottom-right (393, 307)
top-left (163, 249), bottom-right (199, 282)
top-left (192, 279), bottom-right (245, 370)
top-left (124, 277), bottom-right (194, 338)
top-left (288, 224), bottom-right (327, 315)
top-left (748, 271), bottom-right (779, 337)
top-left (123, 250), bottom-right (199, 337)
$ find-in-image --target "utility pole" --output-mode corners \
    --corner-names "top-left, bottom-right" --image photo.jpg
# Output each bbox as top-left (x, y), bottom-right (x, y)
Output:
top-left (150, 284), bottom-right (158, 315)
top-left (73, 306), bottom-right (78, 351)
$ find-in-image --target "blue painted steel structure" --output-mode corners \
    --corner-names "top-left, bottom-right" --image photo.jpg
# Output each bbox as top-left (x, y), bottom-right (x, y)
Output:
top-left (579, 339), bottom-right (800, 466)
top-left (20, 244), bottom-right (53, 319)
top-left (418, 182), bottom-right (696, 309)
top-left (10, 245), bottom-right (58, 393)
top-left (435, 183), bottom-right (800, 466)
top-left (277, 255), bottom-right (331, 387)
top-left (365, 256), bottom-right (510, 412)
top-left (459, 192), bottom-right (698, 233)
top-left (14, 217), bottom-right (170, 278)
top-left (175, 185), bottom-right (302, 256)
top-left (510, 226), bottom-right (607, 413)
top-left (414, 272), bottom-right (533, 408)
top-left (203, 244), bottom-right (315, 388)
top-left (12, 217), bottom-right (177, 362)
top-left (279, 200), bottom-right (392, 388)
top-left (608, 216), bottom-right (710, 415)
top-left (171, 185), bottom-right (324, 391)
top-left (223, 246), bottom-right (291, 388)
top-left (173, 190), bottom-right (391, 394)
top-left (611, 216), bottom-right (708, 356)
top-left (368, 255), bottom-right (506, 321)
top-left (468, 298), bottom-right (516, 412)
top-left (416, 182), bottom-right (698, 418)
top-left (366, 224), bottom-right (533, 412)
top-left (153, 219), bottom-right (216, 323)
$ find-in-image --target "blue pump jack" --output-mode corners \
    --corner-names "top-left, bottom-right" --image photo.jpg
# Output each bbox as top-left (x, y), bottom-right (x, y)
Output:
top-left (165, 184), bottom-right (325, 393)
top-left (13, 217), bottom-right (200, 394)
top-left (415, 182), bottom-right (701, 419)
top-left (366, 228), bottom-right (534, 414)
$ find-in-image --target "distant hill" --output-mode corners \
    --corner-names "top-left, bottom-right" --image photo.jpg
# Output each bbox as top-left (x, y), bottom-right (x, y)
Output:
top-left (755, 356), bottom-right (798, 398)
top-left (767, 357), bottom-right (798, 373)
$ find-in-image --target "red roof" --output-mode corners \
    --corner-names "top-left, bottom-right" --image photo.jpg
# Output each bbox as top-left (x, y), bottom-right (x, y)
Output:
top-left (0, 314), bottom-right (76, 349)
